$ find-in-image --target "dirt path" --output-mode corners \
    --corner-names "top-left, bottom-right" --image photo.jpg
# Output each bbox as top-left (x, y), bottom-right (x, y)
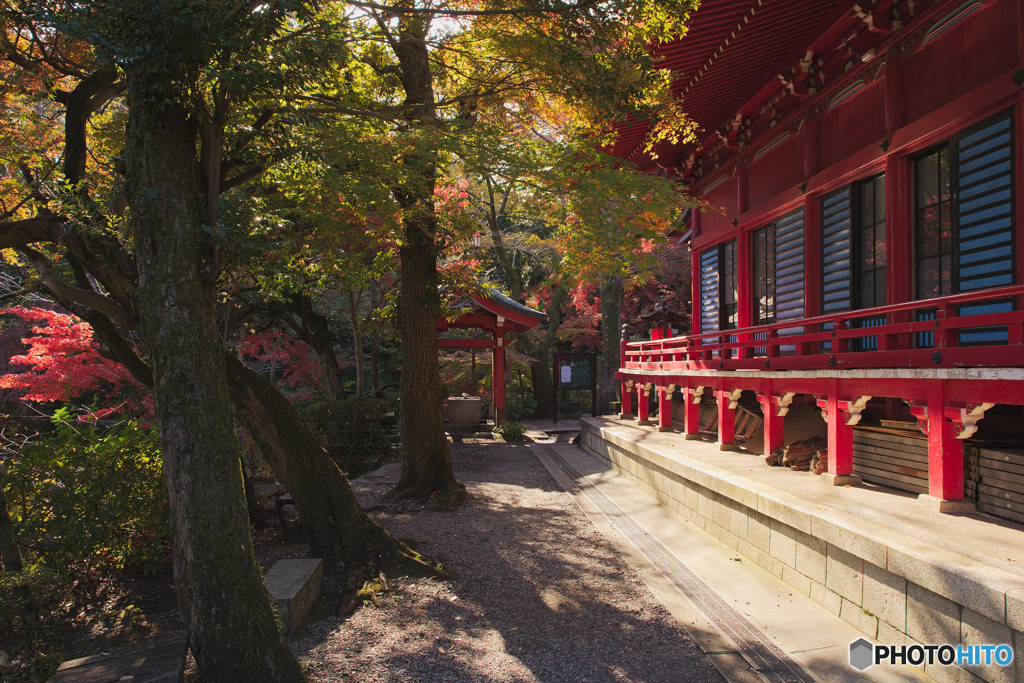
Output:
top-left (293, 438), bottom-right (723, 683)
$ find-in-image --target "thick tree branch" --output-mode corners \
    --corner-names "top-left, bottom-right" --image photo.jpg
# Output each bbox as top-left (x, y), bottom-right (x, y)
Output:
top-left (0, 215), bottom-right (64, 248)
top-left (16, 246), bottom-right (134, 329)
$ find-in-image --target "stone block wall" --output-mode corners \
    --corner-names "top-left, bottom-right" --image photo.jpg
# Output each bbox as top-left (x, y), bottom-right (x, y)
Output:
top-left (580, 421), bottom-right (1024, 683)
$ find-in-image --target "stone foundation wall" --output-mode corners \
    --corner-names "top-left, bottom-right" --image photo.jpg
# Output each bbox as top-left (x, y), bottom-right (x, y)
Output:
top-left (580, 420), bottom-right (1024, 683)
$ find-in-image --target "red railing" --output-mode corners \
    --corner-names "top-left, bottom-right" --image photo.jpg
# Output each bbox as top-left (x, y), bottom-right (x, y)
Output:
top-left (624, 284), bottom-right (1024, 372)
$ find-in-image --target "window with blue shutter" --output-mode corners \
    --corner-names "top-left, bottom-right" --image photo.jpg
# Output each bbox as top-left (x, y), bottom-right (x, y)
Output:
top-left (914, 111), bottom-right (1015, 345)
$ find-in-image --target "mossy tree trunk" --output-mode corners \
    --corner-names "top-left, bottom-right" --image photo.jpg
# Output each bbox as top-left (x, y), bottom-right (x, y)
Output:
top-left (125, 80), bottom-right (304, 682)
top-left (223, 354), bottom-right (426, 570)
top-left (0, 487), bottom-right (22, 572)
top-left (521, 284), bottom-right (567, 419)
top-left (389, 14), bottom-right (462, 505)
top-left (598, 276), bottom-right (623, 414)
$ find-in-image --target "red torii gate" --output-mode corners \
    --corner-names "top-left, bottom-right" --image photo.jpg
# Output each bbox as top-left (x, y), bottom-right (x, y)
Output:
top-left (437, 287), bottom-right (545, 426)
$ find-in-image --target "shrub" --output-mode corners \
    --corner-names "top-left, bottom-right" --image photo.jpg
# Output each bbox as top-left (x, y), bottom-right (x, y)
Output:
top-left (506, 392), bottom-right (538, 421)
top-left (0, 566), bottom-right (69, 652)
top-left (2, 409), bottom-right (169, 574)
top-left (493, 421), bottom-right (526, 441)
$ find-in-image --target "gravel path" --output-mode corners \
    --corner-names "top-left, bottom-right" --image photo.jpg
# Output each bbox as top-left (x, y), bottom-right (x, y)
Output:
top-left (293, 438), bottom-right (723, 683)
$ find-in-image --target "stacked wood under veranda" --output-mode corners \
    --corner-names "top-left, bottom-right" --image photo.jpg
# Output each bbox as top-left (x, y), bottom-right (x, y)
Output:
top-left (766, 436), bottom-right (828, 474)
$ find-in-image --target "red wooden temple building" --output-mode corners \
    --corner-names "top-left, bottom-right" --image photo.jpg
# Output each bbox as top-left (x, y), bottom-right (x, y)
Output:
top-left (611, 0), bottom-right (1024, 515)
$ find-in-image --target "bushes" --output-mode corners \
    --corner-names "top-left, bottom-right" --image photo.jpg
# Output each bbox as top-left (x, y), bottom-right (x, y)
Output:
top-left (506, 392), bottom-right (538, 421)
top-left (2, 410), bottom-right (169, 574)
top-left (0, 566), bottom-right (69, 654)
top-left (493, 421), bottom-right (526, 441)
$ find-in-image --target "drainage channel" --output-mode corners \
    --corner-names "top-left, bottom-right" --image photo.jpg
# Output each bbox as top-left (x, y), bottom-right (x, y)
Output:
top-left (535, 444), bottom-right (818, 683)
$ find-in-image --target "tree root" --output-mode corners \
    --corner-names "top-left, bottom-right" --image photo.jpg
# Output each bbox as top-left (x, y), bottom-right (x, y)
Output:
top-left (385, 481), bottom-right (467, 510)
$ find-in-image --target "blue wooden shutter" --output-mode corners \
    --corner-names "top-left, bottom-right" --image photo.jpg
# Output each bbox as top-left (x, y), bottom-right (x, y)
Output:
top-left (821, 190), bottom-right (853, 314)
top-left (774, 210), bottom-right (805, 321)
top-left (700, 247), bottom-right (720, 333)
top-left (955, 114), bottom-right (1014, 344)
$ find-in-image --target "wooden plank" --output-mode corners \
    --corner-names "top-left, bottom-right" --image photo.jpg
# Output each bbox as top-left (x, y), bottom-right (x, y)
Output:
top-left (978, 494), bottom-right (1024, 514)
top-left (978, 502), bottom-right (1024, 525)
top-left (853, 456), bottom-right (928, 479)
top-left (979, 465), bottom-right (1024, 489)
top-left (853, 444), bottom-right (930, 465)
top-left (854, 461), bottom-right (928, 483)
top-left (979, 448), bottom-right (1024, 467)
top-left (853, 447), bottom-right (928, 468)
top-left (977, 458), bottom-right (1024, 477)
top-left (854, 466), bottom-right (930, 493)
top-left (979, 483), bottom-right (1024, 507)
top-left (855, 426), bottom-right (927, 443)
top-left (854, 430), bottom-right (929, 450)
top-left (49, 636), bottom-right (187, 683)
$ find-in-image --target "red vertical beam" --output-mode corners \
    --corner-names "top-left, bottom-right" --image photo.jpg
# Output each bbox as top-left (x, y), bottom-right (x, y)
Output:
top-left (691, 209), bottom-right (702, 337)
top-left (884, 43), bottom-right (905, 137)
top-left (657, 386), bottom-right (673, 432)
top-left (736, 229), bottom-right (752, 352)
top-left (684, 387), bottom-right (702, 439)
top-left (493, 332), bottom-right (506, 426)
top-left (716, 389), bottom-right (737, 450)
top-left (821, 385), bottom-right (855, 481)
top-left (620, 380), bottom-right (633, 419)
top-left (927, 383), bottom-right (964, 501)
top-left (803, 108), bottom-right (819, 180)
top-left (636, 383), bottom-right (652, 425)
top-left (803, 195), bottom-right (821, 317)
top-left (758, 393), bottom-right (784, 456)
top-left (1016, 88), bottom-right (1024, 317)
top-left (802, 194), bottom-right (821, 356)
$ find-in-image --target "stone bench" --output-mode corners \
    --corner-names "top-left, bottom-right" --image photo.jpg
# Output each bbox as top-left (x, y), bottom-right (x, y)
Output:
top-left (265, 558), bottom-right (324, 634)
top-left (48, 635), bottom-right (188, 683)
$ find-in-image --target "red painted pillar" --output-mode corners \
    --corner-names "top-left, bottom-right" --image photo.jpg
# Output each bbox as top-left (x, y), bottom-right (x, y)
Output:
top-left (620, 380), bottom-right (633, 419)
top-left (684, 386), bottom-right (702, 440)
top-left (493, 332), bottom-right (506, 426)
top-left (758, 394), bottom-right (784, 456)
top-left (927, 386), bottom-right (964, 501)
top-left (822, 392), bottom-right (857, 483)
top-left (657, 386), bottom-right (673, 432)
top-left (636, 383), bottom-right (652, 425)
top-left (716, 389), bottom-right (738, 451)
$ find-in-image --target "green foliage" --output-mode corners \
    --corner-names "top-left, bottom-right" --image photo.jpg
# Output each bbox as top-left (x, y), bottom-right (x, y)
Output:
top-left (493, 421), bottom-right (526, 442)
top-left (0, 566), bottom-right (69, 656)
top-left (2, 410), bottom-right (169, 574)
top-left (506, 392), bottom-right (538, 421)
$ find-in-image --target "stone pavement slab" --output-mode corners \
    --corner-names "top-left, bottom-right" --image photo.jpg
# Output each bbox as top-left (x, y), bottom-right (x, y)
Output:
top-left (531, 442), bottom-right (934, 683)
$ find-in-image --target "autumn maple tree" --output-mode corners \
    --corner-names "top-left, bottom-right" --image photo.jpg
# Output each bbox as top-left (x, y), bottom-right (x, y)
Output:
top-left (0, 306), bottom-right (150, 418)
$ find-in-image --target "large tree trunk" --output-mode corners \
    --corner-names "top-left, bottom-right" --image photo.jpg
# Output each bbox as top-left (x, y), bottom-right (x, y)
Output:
top-left (393, 236), bottom-right (463, 505)
top-left (0, 487), bottom-right (23, 572)
top-left (389, 16), bottom-right (462, 505)
top-left (520, 284), bottom-right (567, 419)
top-left (598, 276), bottom-right (623, 414)
top-left (223, 354), bottom-right (427, 570)
top-left (125, 83), bottom-right (304, 682)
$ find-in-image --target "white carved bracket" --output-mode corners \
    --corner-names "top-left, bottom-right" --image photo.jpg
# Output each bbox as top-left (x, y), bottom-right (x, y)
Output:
top-left (907, 404), bottom-right (929, 436)
top-left (626, 380), bottom-right (635, 390)
top-left (727, 388), bottom-right (743, 410)
top-left (642, 382), bottom-right (653, 397)
top-left (948, 402), bottom-right (995, 440)
top-left (664, 384), bottom-right (678, 395)
top-left (845, 395), bottom-right (873, 426)
top-left (773, 392), bottom-right (796, 417)
top-left (692, 386), bottom-right (705, 404)
top-left (817, 396), bottom-right (872, 425)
